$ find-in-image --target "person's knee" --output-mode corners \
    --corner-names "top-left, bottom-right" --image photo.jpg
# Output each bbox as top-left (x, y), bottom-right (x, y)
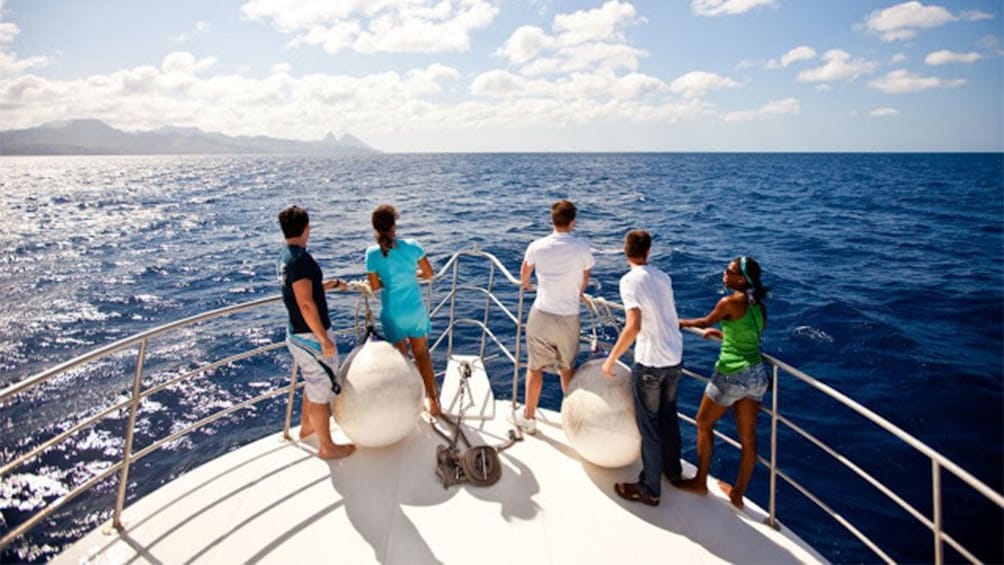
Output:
top-left (695, 411), bottom-right (717, 431)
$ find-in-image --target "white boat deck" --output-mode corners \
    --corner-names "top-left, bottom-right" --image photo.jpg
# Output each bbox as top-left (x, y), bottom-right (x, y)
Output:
top-left (57, 400), bottom-right (824, 564)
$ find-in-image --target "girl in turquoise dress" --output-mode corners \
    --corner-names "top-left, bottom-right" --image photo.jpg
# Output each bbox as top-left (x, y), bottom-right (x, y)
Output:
top-left (677, 256), bottom-right (770, 509)
top-left (366, 204), bottom-right (441, 416)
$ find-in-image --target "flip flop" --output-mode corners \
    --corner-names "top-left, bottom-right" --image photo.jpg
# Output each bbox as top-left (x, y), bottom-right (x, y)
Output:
top-left (614, 482), bottom-right (660, 506)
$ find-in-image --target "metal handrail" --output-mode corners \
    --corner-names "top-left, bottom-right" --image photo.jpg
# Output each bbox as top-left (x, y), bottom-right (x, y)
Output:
top-left (581, 293), bottom-right (1003, 564)
top-left (0, 289), bottom-right (365, 550)
top-left (1, 248), bottom-right (1001, 564)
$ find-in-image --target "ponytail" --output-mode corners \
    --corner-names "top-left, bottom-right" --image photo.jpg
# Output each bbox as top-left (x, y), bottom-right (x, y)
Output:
top-left (372, 204), bottom-right (399, 257)
top-left (738, 256), bottom-right (770, 304)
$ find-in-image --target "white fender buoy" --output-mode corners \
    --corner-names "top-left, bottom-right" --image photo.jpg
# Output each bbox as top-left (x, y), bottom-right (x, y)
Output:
top-left (332, 338), bottom-right (423, 448)
top-left (560, 358), bottom-right (640, 468)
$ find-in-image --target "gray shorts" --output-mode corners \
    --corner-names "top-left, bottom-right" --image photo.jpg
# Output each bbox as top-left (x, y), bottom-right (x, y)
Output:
top-left (706, 362), bottom-right (769, 406)
top-left (526, 308), bottom-right (580, 373)
top-left (287, 331), bottom-right (340, 404)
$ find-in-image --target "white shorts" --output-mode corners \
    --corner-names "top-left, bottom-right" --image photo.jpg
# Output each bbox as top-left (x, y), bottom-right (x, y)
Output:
top-left (287, 331), bottom-right (340, 404)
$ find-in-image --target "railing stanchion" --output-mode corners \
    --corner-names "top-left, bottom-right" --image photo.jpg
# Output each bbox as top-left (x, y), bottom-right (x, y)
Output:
top-left (447, 258), bottom-right (460, 359)
top-left (766, 362), bottom-right (780, 530)
top-left (282, 359), bottom-right (298, 441)
top-left (113, 338), bottom-right (147, 530)
top-left (480, 262), bottom-right (495, 359)
top-left (932, 460), bottom-right (943, 565)
top-left (512, 287), bottom-right (526, 411)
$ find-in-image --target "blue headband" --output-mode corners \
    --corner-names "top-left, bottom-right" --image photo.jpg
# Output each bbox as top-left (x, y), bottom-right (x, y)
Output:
top-left (740, 256), bottom-right (753, 287)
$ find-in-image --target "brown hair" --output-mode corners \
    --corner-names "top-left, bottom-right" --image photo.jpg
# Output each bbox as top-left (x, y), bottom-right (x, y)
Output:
top-left (624, 230), bottom-right (651, 260)
top-left (734, 256), bottom-right (770, 303)
top-left (372, 204), bottom-right (399, 257)
top-left (551, 199), bottom-right (577, 228)
top-left (278, 206), bottom-right (308, 239)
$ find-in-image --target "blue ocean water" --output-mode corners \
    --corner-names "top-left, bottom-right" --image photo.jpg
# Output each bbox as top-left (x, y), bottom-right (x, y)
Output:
top-left (0, 153), bottom-right (1001, 563)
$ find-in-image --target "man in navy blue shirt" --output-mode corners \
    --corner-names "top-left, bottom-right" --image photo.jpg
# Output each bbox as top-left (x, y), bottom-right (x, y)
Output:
top-left (278, 205), bottom-right (355, 460)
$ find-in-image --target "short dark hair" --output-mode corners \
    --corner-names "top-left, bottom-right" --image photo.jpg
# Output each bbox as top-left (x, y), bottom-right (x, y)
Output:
top-left (624, 230), bottom-right (651, 260)
top-left (279, 206), bottom-right (309, 239)
top-left (551, 199), bottom-right (576, 228)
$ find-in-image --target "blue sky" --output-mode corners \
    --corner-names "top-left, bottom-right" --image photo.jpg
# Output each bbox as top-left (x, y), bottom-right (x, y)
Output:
top-left (1, 0), bottom-right (1001, 152)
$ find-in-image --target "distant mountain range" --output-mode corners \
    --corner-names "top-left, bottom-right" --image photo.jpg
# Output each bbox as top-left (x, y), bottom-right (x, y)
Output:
top-left (0, 119), bottom-right (378, 155)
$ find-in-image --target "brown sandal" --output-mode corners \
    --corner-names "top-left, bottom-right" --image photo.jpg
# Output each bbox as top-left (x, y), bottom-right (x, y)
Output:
top-left (615, 482), bottom-right (660, 506)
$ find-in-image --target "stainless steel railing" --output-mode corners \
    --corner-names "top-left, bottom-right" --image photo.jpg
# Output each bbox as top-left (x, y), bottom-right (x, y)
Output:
top-left (1, 247), bottom-right (1001, 564)
top-left (0, 293), bottom-right (362, 550)
top-left (582, 294), bottom-right (1004, 565)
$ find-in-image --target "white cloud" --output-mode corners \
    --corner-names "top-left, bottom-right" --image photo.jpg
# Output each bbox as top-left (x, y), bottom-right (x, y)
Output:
top-left (496, 26), bottom-right (553, 65)
top-left (0, 0), bottom-right (17, 44)
top-left (960, 10), bottom-right (993, 22)
top-left (869, 107), bottom-right (899, 117)
top-left (0, 21), bottom-right (17, 44)
top-left (862, 2), bottom-right (992, 42)
top-left (868, 69), bottom-right (966, 93)
top-left (797, 49), bottom-right (877, 82)
top-left (496, 1), bottom-right (645, 77)
top-left (815, 84), bottom-right (831, 92)
top-left (723, 97), bottom-right (799, 122)
top-left (1, 52), bottom-right (705, 144)
top-left (519, 42), bottom-right (646, 76)
top-left (161, 52), bottom-right (216, 74)
top-left (925, 50), bottom-right (982, 65)
top-left (552, 0), bottom-right (639, 46)
top-left (890, 53), bottom-right (908, 63)
top-left (780, 46), bottom-right (817, 67)
top-left (692, 0), bottom-right (775, 17)
top-left (170, 20), bottom-right (212, 42)
top-left (761, 45), bottom-right (817, 69)
top-left (0, 51), bottom-right (48, 76)
top-left (241, 0), bottom-right (498, 54)
top-left (669, 71), bottom-right (738, 98)
top-left (470, 69), bottom-right (666, 101)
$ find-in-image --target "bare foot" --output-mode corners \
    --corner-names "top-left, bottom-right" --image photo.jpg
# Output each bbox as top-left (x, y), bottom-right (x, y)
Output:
top-left (717, 479), bottom-right (744, 509)
top-left (318, 443), bottom-right (356, 460)
top-left (673, 477), bottom-right (709, 495)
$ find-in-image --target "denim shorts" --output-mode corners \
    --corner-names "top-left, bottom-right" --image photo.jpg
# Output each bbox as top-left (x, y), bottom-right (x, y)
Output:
top-left (705, 362), bottom-right (769, 406)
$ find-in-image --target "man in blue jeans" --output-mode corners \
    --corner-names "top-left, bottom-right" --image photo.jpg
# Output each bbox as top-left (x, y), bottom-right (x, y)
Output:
top-left (602, 230), bottom-right (684, 506)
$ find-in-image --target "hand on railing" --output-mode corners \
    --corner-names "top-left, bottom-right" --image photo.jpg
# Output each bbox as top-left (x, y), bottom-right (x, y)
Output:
top-left (347, 279), bottom-right (375, 297)
top-left (323, 278), bottom-right (350, 292)
top-left (700, 328), bottom-right (723, 341)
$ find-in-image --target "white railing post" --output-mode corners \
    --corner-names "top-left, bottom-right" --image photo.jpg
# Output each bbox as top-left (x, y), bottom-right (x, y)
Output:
top-left (932, 460), bottom-right (943, 564)
top-left (512, 287), bottom-right (526, 408)
top-left (479, 262), bottom-right (495, 359)
top-left (112, 338), bottom-right (147, 530)
top-left (447, 259), bottom-right (460, 359)
top-left (282, 359), bottom-right (298, 441)
top-left (766, 362), bottom-right (780, 530)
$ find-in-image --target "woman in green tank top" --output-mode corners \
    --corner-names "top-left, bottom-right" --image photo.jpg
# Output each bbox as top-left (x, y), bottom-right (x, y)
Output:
top-left (675, 256), bottom-right (770, 510)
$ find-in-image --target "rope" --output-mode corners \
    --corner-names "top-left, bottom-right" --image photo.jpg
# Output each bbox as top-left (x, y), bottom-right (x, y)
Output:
top-left (431, 358), bottom-right (520, 488)
top-left (347, 280), bottom-right (377, 340)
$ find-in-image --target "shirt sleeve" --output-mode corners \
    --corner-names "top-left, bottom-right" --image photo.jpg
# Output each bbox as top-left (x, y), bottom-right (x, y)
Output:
top-left (523, 240), bottom-right (536, 266)
top-left (620, 275), bottom-right (641, 311)
top-left (410, 239), bottom-right (425, 262)
top-left (365, 246), bottom-right (378, 273)
top-left (583, 244), bottom-right (595, 270)
top-left (287, 254), bottom-right (312, 284)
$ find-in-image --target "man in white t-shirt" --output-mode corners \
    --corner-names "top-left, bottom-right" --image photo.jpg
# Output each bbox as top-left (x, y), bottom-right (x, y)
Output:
top-left (602, 230), bottom-right (683, 506)
top-left (516, 199), bottom-right (595, 435)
